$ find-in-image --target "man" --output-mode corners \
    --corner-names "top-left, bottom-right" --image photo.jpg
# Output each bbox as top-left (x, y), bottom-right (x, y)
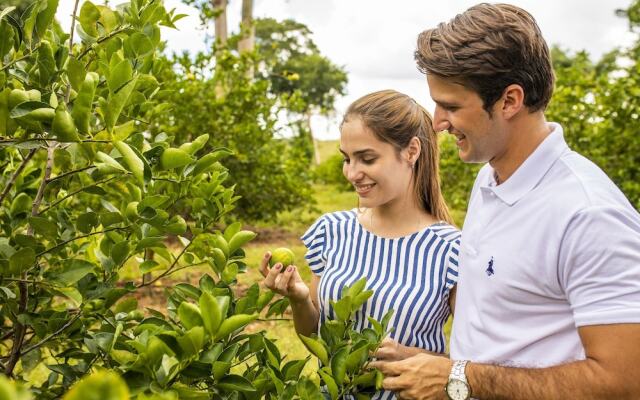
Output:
top-left (371, 3), bottom-right (640, 399)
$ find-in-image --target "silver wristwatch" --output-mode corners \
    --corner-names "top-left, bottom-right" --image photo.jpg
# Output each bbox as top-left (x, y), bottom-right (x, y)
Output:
top-left (445, 360), bottom-right (471, 400)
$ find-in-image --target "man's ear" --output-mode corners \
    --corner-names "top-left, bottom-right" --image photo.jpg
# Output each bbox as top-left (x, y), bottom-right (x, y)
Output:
top-left (500, 84), bottom-right (525, 119)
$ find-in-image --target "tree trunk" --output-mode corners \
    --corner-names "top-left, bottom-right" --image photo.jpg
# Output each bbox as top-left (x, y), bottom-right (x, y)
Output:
top-left (238, 0), bottom-right (254, 79)
top-left (212, 0), bottom-right (228, 44)
top-left (306, 111), bottom-right (321, 165)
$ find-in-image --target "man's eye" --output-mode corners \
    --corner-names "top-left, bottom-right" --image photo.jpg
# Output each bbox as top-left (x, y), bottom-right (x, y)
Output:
top-left (362, 158), bottom-right (376, 164)
top-left (342, 158), bottom-right (350, 164)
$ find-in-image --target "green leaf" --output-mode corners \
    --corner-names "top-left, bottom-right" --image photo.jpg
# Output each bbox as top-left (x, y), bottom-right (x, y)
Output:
top-left (217, 375), bottom-right (256, 393)
top-left (108, 60), bottom-right (133, 94)
top-left (316, 369), bottom-right (338, 400)
top-left (330, 347), bottom-right (348, 384)
top-left (345, 341), bottom-right (369, 373)
top-left (105, 76), bottom-right (138, 132)
top-left (78, 1), bottom-right (100, 37)
top-left (331, 295), bottom-right (352, 322)
top-left (178, 302), bottom-right (203, 330)
top-left (126, 32), bottom-right (153, 58)
top-left (177, 327), bottom-right (205, 359)
top-left (76, 212), bottom-right (99, 234)
top-left (110, 241), bottom-right (130, 266)
top-left (66, 56), bottom-right (86, 91)
top-left (62, 370), bottom-right (129, 400)
top-left (52, 259), bottom-right (95, 286)
top-left (9, 247), bottom-right (35, 275)
top-left (34, 0), bottom-right (58, 40)
top-left (160, 148), bottom-right (194, 170)
top-left (352, 289), bottom-right (373, 311)
top-left (346, 277), bottom-right (367, 298)
top-left (52, 286), bottom-right (82, 306)
top-left (139, 259), bottom-right (162, 273)
top-left (28, 216), bottom-right (58, 239)
top-left (199, 291), bottom-right (222, 336)
top-left (296, 377), bottom-right (322, 400)
top-left (191, 148), bottom-right (233, 176)
top-left (297, 334), bottom-right (329, 366)
top-left (9, 100), bottom-right (53, 119)
top-left (212, 361), bottom-right (231, 381)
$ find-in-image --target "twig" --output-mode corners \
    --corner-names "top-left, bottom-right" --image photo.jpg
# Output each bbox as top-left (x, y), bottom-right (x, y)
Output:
top-left (65, 0), bottom-right (81, 103)
top-left (0, 148), bottom-right (37, 206)
top-left (137, 240), bottom-right (194, 288)
top-left (36, 226), bottom-right (130, 257)
top-left (0, 139), bottom-right (111, 144)
top-left (77, 26), bottom-right (130, 60)
top-left (4, 145), bottom-right (55, 376)
top-left (0, 45), bottom-right (41, 72)
top-left (47, 165), bottom-right (96, 183)
top-left (39, 176), bottom-right (118, 213)
top-left (20, 312), bottom-right (82, 357)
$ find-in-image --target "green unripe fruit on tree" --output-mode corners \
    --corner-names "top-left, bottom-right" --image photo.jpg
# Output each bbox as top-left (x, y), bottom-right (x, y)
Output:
top-left (125, 201), bottom-right (139, 221)
top-left (8, 89), bottom-right (29, 108)
top-left (269, 247), bottom-right (295, 269)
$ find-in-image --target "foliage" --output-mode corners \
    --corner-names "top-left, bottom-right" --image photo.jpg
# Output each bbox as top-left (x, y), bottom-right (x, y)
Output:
top-left (546, 41), bottom-right (640, 208)
top-left (152, 49), bottom-right (315, 221)
top-left (252, 17), bottom-right (348, 115)
top-left (0, 0), bottom-right (292, 397)
top-left (313, 153), bottom-right (353, 192)
top-left (438, 135), bottom-right (482, 212)
top-left (299, 277), bottom-right (389, 399)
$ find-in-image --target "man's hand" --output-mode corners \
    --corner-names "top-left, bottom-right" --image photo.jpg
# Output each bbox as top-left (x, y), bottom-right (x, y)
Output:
top-left (370, 353), bottom-right (452, 400)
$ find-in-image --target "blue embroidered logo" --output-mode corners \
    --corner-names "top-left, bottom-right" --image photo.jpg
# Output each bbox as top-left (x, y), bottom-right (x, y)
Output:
top-left (485, 256), bottom-right (495, 276)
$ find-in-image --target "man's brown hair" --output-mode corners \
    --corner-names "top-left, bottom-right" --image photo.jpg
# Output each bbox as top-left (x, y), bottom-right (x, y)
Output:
top-left (415, 3), bottom-right (554, 113)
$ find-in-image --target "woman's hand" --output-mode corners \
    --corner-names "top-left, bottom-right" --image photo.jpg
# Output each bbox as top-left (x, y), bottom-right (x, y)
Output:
top-left (259, 252), bottom-right (310, 303)
top-left (374, 338), bottom-right (431, 362)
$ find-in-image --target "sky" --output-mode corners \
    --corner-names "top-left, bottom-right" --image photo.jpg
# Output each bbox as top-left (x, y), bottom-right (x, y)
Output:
top-left (56, 0), bottom-right (637, 139)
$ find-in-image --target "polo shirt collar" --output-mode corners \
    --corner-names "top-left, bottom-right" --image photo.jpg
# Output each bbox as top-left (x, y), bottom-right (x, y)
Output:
top-left (481, 122), bottom-right (568, 206)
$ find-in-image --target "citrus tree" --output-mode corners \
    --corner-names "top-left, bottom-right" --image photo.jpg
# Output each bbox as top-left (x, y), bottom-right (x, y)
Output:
top-left (0, 1), bottom-right (392, 398)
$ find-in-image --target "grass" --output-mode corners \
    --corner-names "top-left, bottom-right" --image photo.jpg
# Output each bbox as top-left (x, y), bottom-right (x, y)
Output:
top-left (315, 139), bottom-right (340, 163)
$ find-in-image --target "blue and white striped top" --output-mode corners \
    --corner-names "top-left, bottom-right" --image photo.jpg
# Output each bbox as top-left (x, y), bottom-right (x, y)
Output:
top-left (301, 209), bottom-right (461, 399)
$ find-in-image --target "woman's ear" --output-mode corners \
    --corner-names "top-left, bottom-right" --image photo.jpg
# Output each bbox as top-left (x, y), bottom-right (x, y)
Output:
top-left (406, 136), bottom-right (422, 165)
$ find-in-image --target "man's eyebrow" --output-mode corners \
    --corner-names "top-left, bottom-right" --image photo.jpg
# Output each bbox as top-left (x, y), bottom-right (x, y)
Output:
top-left (433, 99), bottom-right (459, 108)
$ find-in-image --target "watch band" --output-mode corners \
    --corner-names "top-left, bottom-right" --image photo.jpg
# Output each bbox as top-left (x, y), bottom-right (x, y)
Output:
top-left (450, 360), bottom-right (469, 382)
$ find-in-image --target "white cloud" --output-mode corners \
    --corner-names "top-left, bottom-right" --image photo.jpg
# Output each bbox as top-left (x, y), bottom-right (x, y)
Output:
top-left (56, 0), bottom-right (637, 139)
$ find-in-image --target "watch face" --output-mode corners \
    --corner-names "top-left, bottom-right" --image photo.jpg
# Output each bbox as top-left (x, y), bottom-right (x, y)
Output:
top-left (446, 378), bottom-right (470, 400)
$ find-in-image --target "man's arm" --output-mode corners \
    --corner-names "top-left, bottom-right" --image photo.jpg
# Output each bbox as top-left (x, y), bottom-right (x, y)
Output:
top-left (373, 324), bottom-right (640, 400)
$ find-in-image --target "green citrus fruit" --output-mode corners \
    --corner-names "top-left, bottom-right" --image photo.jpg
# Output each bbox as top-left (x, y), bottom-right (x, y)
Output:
top-left (269, 247), bottom-right (295, 269)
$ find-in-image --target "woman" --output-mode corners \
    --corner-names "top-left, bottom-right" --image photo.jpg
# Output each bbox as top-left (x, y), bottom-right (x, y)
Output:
top-left (260, 90), bottom-right (460, 399)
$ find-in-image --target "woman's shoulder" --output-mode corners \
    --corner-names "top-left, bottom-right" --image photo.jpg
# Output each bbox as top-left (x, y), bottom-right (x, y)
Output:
top-left (315, 209), bottom-right (359, 225)
top-left (428, 222), bottom-right (461, 246)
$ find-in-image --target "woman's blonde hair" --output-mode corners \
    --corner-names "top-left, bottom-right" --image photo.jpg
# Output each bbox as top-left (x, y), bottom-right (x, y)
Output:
top-left (342, 89), bottom-right (453, 224)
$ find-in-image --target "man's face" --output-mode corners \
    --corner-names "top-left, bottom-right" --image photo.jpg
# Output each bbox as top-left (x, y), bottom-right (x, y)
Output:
top-left (426, 74), bottom-right (507, 164)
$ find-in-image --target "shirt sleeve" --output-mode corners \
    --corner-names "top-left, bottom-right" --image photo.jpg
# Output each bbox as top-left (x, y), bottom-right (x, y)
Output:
top-left (300, 215), bottom-right (329, 276)
top-left (559, 205), bottom-right (640, 327)
top-left (445, 234), bottom-right (461, 291)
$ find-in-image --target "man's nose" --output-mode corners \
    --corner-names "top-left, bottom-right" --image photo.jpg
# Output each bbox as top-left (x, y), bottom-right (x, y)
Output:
top-left (432, 106), bottom-right (451, 132)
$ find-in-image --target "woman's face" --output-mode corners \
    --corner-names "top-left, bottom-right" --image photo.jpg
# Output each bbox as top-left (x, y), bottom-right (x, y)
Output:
top-left (340, 117), bottom-right (414, 209)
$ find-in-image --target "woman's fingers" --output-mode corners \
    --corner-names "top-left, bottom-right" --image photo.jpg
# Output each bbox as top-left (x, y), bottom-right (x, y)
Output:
top-left (259, 252), bottom-right (271, 277)
top-left (276, 265), bottom-right (295, 292)
top-left (263, 262), bottom-right (283, 290)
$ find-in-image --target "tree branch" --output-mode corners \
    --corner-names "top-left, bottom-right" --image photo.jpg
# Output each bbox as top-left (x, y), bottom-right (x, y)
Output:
top-left (20, 312), bottom-right (82, 357)
top-left (137, 240), bottom-right (195, 288)
top-left (36, 226), bottom-right (130, 258)
top-left (39, 176), bottom-right (118, 213)
top-left (4, 145), bottom-right (55, 376)
top-left (77, 26), bottom-right (130, 60)
top-left (47, 165), bottom-right (96, 183)
top-left (65, 0), bottom-right (81, 103)
top-left (0, 148), bottom-right (37, 206)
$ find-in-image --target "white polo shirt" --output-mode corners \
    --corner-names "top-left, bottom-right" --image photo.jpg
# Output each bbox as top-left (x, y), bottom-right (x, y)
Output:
top-left (450, 123), bottom-right (640, 368)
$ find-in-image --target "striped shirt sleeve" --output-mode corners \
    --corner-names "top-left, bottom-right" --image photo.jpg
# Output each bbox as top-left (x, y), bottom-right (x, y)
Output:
top-left (301, 215), bottom-right (328, 275)
top-left (445, 235), bottom-right (461, 291)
